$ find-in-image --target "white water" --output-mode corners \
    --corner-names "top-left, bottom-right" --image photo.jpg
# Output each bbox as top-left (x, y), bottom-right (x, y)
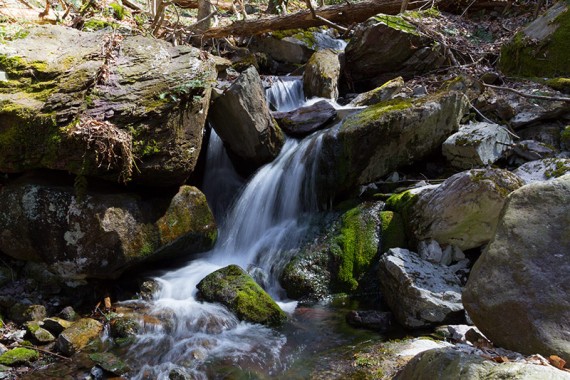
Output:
top-left (265, 76), bottom-right (305, 112)
top-left (128, 79), bottom-right (325, 379)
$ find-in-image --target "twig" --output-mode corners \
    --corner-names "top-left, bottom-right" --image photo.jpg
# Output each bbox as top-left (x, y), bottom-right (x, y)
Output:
top-left (304, 0), bottom-right (347, 33)
top-left (483, 83), bottom-right (570, 103)
top-left (28, 345), bottom-right (72, 361)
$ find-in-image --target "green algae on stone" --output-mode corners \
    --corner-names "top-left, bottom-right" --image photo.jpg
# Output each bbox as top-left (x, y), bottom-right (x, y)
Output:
top-left (379, 211), bottom-right (407, 252)
top-left (197, 265), bottom-right (286, 327)
top-left (545, 77), bottom-right (570, 94)
top-left (0, 347), bottom-right (38, 366)
top-left (372, 14), bottom-right (418, 35)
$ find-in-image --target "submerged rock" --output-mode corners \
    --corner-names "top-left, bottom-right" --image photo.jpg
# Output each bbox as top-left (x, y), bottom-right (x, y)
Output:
top-left (0, 24), bottom-right (216, 186)
top-left (57, 318), bottom-right (103, 356)
top-left (378, 248), bottom-right (465, 329)
top-left (0, 179), bottom-right (216, 279)
top-left (197, 265), bottom-right (286, 327)
top-left (463, 174), bottom-right (570, 361)
top-left (209, 66), bottom-right (284, 174)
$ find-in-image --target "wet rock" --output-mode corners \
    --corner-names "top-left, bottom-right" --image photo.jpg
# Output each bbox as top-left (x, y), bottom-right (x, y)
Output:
top-left (57, 318), bottom-right (103, 356)
top-left (42, 317), bottom-right (73, 336)
top-left (513, 158), bottom-right (570, 184)
top-left (8, 303), bottom-right (46, 325)
top-left (395, 347), bottom-right (570, 380)
top-left (303, 49), bottom-right (340, 100)
top-left (272, 100), bottom-right (337, 137)
top-left (209, 66), bottom-right (284, 174)
top-left (343, 14), bottom-right (446, 93)
top-left (0, 24), bottom-right (216, 186)
top-left (387, 169), bottom-right (523, 251)
top-left (442, 122), bottom-right (513, 169)
top-left (89, 352), bottom-right (130, 376)
top-left (24, 321), bottom-right (55, 343)
top-left (346, 310), bottom-right (394, 332)
top-left (319, 88), bottom-right (468, 198)
top-left (499, 1), bottom-right (570, 77)
top-left (281, 202), bottom-right (382, 300)
top-left (349, 77), bottom-right (404, 107)
top-left (197, 265), bottom-right (286, 327)
top-left (463, 174), bottom-right (570, 361)
top-left (110, 316), bottom-right (141, 339)
top-left (139, 279), bottom-right (161, 301)
top-left (433, 325), bottom-right (478, 343)
top-left (0, 347), bottom-right (38, 366)
top-left (378, 248), bottom-right (465, 328)
top-left (0, 180), bottom-right (216, 279)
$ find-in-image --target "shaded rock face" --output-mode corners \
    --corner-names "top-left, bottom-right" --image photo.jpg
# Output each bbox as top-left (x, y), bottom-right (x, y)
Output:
top-left (0, 179), bottom-right (217, 279)
top-left (499, 1), bottom-right (570, 77)
top-left (443, 122), bottom-right (513, 169)
top-left (319, 90), bottom-right (468, 198)
top-left (303, 49), bottom-right (341, 100)
top-left (395, 347), bottom-right (570, 380)
top-left (0, 25), bottom-right (216, 186)
top-left (378, 248), bottom-right (465, 329)
top-left (281, 202), bottom-right (382, 301)
top-left (343, 15), bottom-right (446, 93)
top-left (196, 265), bottom-right (286, 327)
top-left (272, 100), bottom-right (337, 137)
top-left (463, 174), bottom-right (570, 361)
top-left (404, 169), bottom-right (524, 251)
top-left (209, 66), bottom-right (284, 174)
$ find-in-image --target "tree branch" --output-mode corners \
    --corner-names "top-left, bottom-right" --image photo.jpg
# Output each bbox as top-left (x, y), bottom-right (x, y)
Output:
top-left (483, 83), bottom-right (570, 103)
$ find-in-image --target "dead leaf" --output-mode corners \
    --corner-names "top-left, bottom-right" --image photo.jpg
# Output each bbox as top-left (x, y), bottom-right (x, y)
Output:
top-left (549, 355), bottom-right (566, 369)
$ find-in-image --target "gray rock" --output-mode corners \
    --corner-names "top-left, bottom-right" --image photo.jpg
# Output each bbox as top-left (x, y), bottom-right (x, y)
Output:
top-left (303, 49), bottom-right (340, 100)
top-left (513, 140), bottom-right (557, 161)
top-left (378, 248), bottom-right (464, 329)
top-left (400, 169), bottom-right (523, 251)
top-left (442, 122), bottom-right (513, 169)
top-left (346, 310), bottom-right (394, 332)
top-left (513, 158), bottom-right (570, 184)
top-left (209, 66), bottom-right (284, 173)
top-left (417, 239), bottom-right (444, 265)
top-left (0, 179), bottom-right (216, 279)
top-left (463, 174), bottom-right (570, 361)
top-left (349, 76), bottom-right (404, 107)
top-left (396, 347), bottom-right (570, 380)
top-left (343, 15), bottom-right (446, 93)
top-left (319, 89), bottom-right (468, 197)
top-left (272, 100), bottom-right (337, 137)
top-left (0, 25), bottom-right (216, 186)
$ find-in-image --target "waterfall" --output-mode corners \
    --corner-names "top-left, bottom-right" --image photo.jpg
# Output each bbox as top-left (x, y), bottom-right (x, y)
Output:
top-left (265, 76), bottom-right (304, 112)
top-left (127, 80), bottom-right (327, 378)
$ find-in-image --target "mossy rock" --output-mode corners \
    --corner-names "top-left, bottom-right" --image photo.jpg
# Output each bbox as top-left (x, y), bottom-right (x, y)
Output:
top-left (25, 321), bottom-right (56, 343)
top-left (379, 211), bottom-right (407, 252)
top-left (499, 2), bottom-right (570, 77)
top-left (0, 347), bottom-right (38, 366)
top-left (545, 77), bottom-right (570, 94)
top-left (89, 352), bottom-right (131, 375)
top-left (57, 318), bottom-right (103, 356)
top-left (197, 265), bottom-right (286, 327)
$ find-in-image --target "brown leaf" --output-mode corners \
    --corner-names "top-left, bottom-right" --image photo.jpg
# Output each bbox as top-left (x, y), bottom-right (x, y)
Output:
top-left (549, 355), bottom-right (566, 369)
top-left (492, 356), bottom-right (509, 363)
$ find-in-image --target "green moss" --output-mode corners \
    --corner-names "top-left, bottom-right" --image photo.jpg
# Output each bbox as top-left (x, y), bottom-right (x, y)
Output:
top-left (341, 98), bottom-right (413, 132)
top-left (270, 27), bottom-right (322, 49)
top-left (379, 211), bottom-right (407, 252)
top-left (109, 2), bottom-right (127, 20)
top-left (406, 7), bottom-right (441, 19)
top-left (561, 125), bottom-right (570, 148)
top-left (499, 5), bottom-right (570, 77)
top-left (373, 14), bottom-right (418, 35)
top-left (0, 24), bottom-right (30, 43)
top-left (82, 19), bottom-right (116, 32)
top-left (544, 77), bottom-right (570, 93)
top-left (0, 347), bottom-right (38, 366)
top-left (332, 205), bottom-right (379, 292)
top-left (544, 159), bottom-right (570, 178)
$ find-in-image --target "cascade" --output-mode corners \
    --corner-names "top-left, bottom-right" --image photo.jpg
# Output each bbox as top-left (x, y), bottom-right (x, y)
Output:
top-left (126, 79), bottom-right (328, 379)
top-left (265, 76), bottom-right (304, 112)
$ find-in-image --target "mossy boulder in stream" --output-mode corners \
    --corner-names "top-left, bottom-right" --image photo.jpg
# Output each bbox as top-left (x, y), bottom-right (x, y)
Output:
top-left (57, 318), bottom-right (103, 356)
top-left (0, 24), bottom-right (216, 186)
top-left (197, 265), bottom-right (287, 327)
top-left (0, 177), bottom-right (216, 279)
top-left (499, 1), bottom-right (570, 77)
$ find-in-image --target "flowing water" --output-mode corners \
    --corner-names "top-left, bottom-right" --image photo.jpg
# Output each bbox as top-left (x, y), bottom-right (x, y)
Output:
top-left (124, 77), bottom-right (377, 379)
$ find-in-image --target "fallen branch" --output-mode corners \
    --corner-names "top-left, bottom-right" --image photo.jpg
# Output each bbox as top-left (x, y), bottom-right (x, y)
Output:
top-left (28, 345), bottom-right (72, 361)
top-left (483, 83), bottom-right (570, 103)
top-left (304, 0), bottom-right (347, 33)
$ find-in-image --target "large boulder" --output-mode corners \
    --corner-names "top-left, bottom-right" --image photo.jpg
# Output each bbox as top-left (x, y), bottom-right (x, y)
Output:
top-left (319, 89), bottom-right (468, 198)
top-left (209, 66), bottom-right (284, 174)
top-left (343, 14), bottom-right (447, 93)
top-left (463, 174), bottom-right (570, 361)
top-left (0, 178), bottom-right (217, 279)
top-left (499, 1), bottom-right (570, 77)
top-left (196, 265), bottom-right (286, 327)
top-left (378, 248), bottom-right (465, 329)
top-left (396, 347), bottom-right (570, 380)
top-left (303, 49), bottom-right (341, 100)
top-left (281, 202), bottom-right (382, 301)
top-left (442, 122), bottom-right (513, 169)
top-left (387, 169), bottom-right (524, 251)
top-left (0, 25), bottom-right (216, 186)
top-left (272, 100), bottom-right (337, 137)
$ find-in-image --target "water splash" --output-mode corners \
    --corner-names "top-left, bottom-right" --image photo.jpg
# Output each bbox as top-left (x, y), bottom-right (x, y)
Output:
top-left (265, 76), bottom-right (304, 112)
